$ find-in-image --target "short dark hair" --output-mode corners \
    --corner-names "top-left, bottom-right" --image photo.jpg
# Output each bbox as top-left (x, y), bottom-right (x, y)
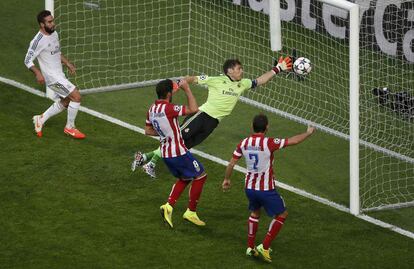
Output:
top-left (37, 10), bottom-right (52, 25)
top-left (253, 114), bottom-right (268, 133)
top-left (223, 59), bottom-right (242, 75)
top-left (156, 79), bottom-right (174, 99)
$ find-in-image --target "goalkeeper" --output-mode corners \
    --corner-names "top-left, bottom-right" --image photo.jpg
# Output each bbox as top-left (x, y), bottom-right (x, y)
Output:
top-left (132, 56), bottom-right (292, 178)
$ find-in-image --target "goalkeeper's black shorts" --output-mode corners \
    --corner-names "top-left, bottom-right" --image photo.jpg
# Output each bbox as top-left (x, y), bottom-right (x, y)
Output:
top-left (180, 111), bottom-right (219, 149)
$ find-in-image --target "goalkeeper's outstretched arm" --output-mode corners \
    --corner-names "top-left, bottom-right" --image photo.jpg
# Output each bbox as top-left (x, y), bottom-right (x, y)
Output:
top-left (256, 56), bottom-right (292, 86)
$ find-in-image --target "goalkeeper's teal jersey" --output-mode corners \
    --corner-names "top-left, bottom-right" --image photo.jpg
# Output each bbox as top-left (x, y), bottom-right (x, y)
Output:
top-left (197, 74), bottom-right (252, 121)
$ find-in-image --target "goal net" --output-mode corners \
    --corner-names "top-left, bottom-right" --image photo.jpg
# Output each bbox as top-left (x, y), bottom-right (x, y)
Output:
top-left (53, 0), bottom-right (414, 212)
top-left (357, 0), bottom-right (414, 211)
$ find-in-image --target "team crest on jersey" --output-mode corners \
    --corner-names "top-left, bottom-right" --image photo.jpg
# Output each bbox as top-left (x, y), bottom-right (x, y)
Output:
top-left (184, 128), bottom-right (190, 133)
top-left (173, 105), bottom-right (181, 112)
top-left (273, 138), bottom-right (281, 144)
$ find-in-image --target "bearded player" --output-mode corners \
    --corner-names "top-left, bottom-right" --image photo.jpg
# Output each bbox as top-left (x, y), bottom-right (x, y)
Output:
top-left (24, 10), bottom-right (85, 139)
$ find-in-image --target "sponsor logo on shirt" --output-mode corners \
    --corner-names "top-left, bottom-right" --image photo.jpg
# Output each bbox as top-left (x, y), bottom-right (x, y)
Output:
top-left (222, 88), bottom-right (238, 97)
top-left (51, 46), bottom-right (60, 55)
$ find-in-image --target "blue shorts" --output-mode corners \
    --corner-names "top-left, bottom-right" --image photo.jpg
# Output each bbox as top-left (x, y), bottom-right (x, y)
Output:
top-left (245, 189), bottom-right (286, 217)
top-left (163, 151), bottom-right (204, 180)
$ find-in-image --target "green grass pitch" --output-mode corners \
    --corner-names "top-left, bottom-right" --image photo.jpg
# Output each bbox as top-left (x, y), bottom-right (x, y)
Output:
top-left (0, 0), bottom-right (413, 268)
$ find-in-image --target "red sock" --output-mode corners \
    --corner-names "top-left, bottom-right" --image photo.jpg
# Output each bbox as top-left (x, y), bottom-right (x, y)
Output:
top-left (263, 216), bottom-right (286, 249)
top-left (188, 174), bottom-right (207, 211)
top-left (247, 216), bottom-right (259, 248)
top-left (168, 179), bottom-right (190, 206)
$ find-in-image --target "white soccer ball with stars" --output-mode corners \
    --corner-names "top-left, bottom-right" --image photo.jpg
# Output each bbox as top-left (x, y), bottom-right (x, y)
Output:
top-left (293, 57), bottom-right (312, 76)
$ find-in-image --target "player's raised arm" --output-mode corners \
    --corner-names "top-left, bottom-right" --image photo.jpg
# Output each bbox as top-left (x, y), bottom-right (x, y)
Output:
top-left (255, 56), bottom-right (292, 87)
top-left (179, 80), bottom-right (199, 115)
top-left (184, 75), bottom-right (198, 84)
top-left (286, 125), bottom-right (316, 146)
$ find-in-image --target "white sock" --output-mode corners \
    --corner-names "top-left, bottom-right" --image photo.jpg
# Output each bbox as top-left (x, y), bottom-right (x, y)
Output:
top-left (66, 101), bottom-right (80, 129)
top-left (42, 101), bottom-right (65, 124)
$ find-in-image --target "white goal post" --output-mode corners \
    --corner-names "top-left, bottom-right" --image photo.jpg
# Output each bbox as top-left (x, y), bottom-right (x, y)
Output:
top-left (47, 0), bottom-right (414, 215)
top-left (269, 0), bottom-right (360, 214)
top-left (321, 0), bottom-right (359, 215)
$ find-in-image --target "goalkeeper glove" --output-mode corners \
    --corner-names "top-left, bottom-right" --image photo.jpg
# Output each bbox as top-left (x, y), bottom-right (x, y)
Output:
top-left (272, 56), bottom-right (292, 74)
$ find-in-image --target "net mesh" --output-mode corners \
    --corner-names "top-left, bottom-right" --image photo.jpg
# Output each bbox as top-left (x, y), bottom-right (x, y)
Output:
top-left (54, 0), bottom-right (414, 211)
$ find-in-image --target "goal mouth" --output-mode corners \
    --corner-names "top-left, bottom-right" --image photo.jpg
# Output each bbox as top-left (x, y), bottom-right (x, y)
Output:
top-left (54, 0), bottom-right (413, 214)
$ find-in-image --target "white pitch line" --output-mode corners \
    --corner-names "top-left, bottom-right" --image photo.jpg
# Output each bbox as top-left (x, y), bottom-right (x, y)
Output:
top-left (1, 76), bottom-right (413, 240)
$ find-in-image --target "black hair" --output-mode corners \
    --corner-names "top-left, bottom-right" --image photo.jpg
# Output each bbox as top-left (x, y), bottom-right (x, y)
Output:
top-left (37, 10), bottom-right (52, 24)
top-left (223, 59), bottom-right (242, 75)
top-left (253, 114), bottom-right (268, 133)
top-left (156, 79), bottom-right (174, 99)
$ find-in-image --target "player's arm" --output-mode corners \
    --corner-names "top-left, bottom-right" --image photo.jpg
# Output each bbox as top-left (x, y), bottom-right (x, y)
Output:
top-left (144, 125), bottom-right (158, 136)
top-left (184, 76), bottom-right (198, 84)
top-left (28, 66), bottom-right (45, 85)
top-left (286, 125), bottom-right (316, 146)
top-left (24, 39), bottom-right (45, 84)
top-left (255, 56), bottom-right (292, 87)
top-left (61, 54), bottom-right (76, 75)
top-left (144, 111), bottom-right (158, 136)
top-left (179, 80), bottom-right (199, 115)
top-left (222, 157), bottom-right (239, 191)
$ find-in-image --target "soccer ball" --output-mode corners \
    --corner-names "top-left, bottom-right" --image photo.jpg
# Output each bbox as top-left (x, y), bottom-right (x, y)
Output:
top-left (293, 57), bottom-right (312, 76)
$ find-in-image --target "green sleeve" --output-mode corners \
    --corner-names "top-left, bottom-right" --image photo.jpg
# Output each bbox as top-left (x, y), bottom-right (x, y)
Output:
top-left (241, 78), bottom-right (253, 91)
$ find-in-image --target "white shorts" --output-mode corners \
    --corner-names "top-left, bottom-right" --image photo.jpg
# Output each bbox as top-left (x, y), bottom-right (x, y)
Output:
top-left (47, 77), bottom-right (76, 98)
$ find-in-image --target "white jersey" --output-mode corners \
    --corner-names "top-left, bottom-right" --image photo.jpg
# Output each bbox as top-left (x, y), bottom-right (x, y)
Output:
top-left (233, 134), bottom-right (287, 191)
top-left (24, 31), bottom-right (65, 84)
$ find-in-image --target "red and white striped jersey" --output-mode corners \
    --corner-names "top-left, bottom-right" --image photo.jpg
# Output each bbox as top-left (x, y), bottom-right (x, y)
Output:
top-left (146, 100), bottom-right (188, 158)
top-left (233, 133), bottom-right (288, 191)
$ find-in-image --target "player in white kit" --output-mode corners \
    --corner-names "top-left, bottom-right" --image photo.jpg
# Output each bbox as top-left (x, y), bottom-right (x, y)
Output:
top-left (24, 10), bottom-right (85, 139)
